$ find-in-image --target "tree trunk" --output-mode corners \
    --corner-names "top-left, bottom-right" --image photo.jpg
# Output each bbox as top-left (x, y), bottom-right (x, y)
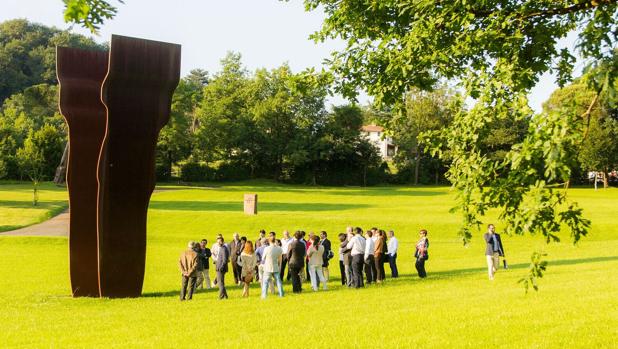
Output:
top-left (362, 166), bottom-right (366, 187)
top-left (414, 147), bottom-right (420, 185)
top-left (603, 169), bottom-right (609, 189)
top-left (53, 142), bottom-right (69, 185)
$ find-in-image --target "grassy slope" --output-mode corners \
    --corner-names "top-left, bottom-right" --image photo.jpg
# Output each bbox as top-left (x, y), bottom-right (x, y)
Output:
top-left (0, 182), bottom-right (68, 232)
top-left (0, 182), bottom-right (617, 348)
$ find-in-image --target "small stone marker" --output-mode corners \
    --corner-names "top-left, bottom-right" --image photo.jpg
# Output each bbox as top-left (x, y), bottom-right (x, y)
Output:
top-left (244, 194), bottom-right (258, 215)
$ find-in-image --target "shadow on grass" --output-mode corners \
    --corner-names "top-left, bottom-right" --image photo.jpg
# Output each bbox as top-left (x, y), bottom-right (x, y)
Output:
top-left (149, 201), bottom-right (372, 212)
top-left (428, 255), bottom-right (618, 279)
top-left (140, 256), bottom-right (618, 298)
top-left (327, 188), bottom-right (446, 197)
top-left (0, 200), bottom-right (67, 209)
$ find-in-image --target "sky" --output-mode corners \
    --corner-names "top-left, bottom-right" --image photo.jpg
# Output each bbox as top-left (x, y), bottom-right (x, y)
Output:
top-left (1, 0), bottom-right (585, 113)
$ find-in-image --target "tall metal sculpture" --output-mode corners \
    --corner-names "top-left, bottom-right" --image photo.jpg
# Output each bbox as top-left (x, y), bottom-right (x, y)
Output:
top-left (57, 47), bottom-right (108, 297)
top-left (57, 35), bottom-right (181, 298)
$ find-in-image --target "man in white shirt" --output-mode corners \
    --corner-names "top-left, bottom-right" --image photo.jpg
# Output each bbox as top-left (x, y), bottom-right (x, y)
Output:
top-left (364, 230), bottom-right (376, 284)
top-left (261, 236), bottom-right (284, 298)
top-left (280, 230), bottom-right (293, 281)
top-left (346, 227), bottom-right (366, 288)
top-left (387, 230), bottom-right (399, 278)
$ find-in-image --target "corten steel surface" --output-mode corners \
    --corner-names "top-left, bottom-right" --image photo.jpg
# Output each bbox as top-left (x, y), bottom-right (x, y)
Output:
top-left (97, 35), bottom-right (181, 297)
top-left (57, 47), bottom-right (109, 297)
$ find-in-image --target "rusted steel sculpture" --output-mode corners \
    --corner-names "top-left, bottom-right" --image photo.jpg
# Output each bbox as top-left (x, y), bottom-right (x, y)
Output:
top-left (57, 35), bottom-right (181, 298)
top-left (57, 47), bottom-right (108, 297)
top-left (98, 35), bottom-right (181, 297)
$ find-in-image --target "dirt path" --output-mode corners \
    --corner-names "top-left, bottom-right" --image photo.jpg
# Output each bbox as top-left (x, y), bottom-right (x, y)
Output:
top-left (1, 210), bottom-right (69, 237)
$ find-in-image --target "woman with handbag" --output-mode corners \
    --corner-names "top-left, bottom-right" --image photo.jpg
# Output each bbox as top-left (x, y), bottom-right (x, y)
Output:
top-left (414, 229), bottom-right (429, 278)
top-left (238, 241), bottom-right (257, 297)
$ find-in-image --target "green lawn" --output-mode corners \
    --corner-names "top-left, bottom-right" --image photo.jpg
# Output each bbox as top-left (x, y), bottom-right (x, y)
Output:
top-left (0, 181), bottom-right (68, 232)
top-left (1, 181), bottom-right (617, 348)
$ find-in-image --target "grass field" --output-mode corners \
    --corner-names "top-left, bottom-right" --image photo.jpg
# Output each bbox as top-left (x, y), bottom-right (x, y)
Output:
top-left (0, 182), bottom-right (68, 232)
top-left (1, 181), bottom-right (617, 348)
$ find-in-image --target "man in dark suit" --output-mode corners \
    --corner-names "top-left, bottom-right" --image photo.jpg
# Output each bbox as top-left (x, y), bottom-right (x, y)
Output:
top-left (230, 233), bottom-right (243, 285)
top-left (483, 224), bottom-right (505, 280)
top-left (287, 231), bottom-right (306, 293)
top-left (215, 236), bottom-right (230, 299)
top-left (319, 231), bottom-right (332, 287)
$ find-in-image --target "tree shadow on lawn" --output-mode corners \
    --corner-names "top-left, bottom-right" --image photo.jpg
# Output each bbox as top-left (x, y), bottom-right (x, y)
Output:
top-left (0, 200), bottom-right (67, 209)
top-left (327, 188), bottom-right (446, 197)
top-left (140, 256), bottom-right (618, 298)
top-left (149, 201), bottom-right (372, 212)
top-left (427, 255), bottom-right (618, 280)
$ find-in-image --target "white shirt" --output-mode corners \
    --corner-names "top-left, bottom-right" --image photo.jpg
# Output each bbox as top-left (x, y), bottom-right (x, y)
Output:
top-left (281, 237), bottom-right (293, 254)
top-left (262, 245), bottom-right (283, 273)
top-left (364, 236), bottom-right (375, 259)
top-left (211, 243), bottom-right (220, 262)
top-left (388, 237), bottom-right (398, 256)
top-left (346, 235), bottom-right (366, 256)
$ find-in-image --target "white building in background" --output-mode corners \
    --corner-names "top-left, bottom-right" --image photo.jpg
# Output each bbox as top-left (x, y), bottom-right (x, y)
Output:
top-left (361, 125), bottom-right (397, 159)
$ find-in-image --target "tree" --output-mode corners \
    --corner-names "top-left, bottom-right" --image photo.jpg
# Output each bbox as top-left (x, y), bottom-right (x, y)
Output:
top-left (578, 117), bottom-right (618, 187)
top-left (63, 0), bottom-right (124, 33)
top-left (380, 86), bottom-right (457, 185)
top-left (304, 0), bottom-right (618, 289)
top-left (0, 19), bottom-right (104, 104)
top-left (156, 69), bottom-right (208, 179)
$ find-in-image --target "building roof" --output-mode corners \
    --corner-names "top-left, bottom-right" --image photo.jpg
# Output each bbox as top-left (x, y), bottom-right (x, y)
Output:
top-left (361, 125), bottom-right (384, 132)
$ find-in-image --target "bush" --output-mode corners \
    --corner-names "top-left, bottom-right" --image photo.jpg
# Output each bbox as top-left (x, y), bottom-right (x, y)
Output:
top-left (215, 162), bottom-right (251, 181)
top-left (180, 162), bottom-right (214, 182)
top-left (155, 162), bottom-right (172, 181)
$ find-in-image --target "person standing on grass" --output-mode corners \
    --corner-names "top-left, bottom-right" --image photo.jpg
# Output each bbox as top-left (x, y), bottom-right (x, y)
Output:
top-left (179, 241), bottom-right (199, 301)
top-left (483, 224), bottom-right (505, 280)
top-left (338, 233), bottom-right (349, 286)
top-left (230, 233), bottom-right (243, 285)
top-left (387, 230), bottom-right (399, 278)
top-left (374, 229), bottom-right (387, 283)
top-left (196, 239), bottom-right (212, 290)
top-left (287, 231), bottom-right (306, 293)
top-left (215, 236), bottom-right (230, 299)
top-left (414, 230), bottom-right (429, 278)
top-left (261, 236), bottom-right (284, 298)
top-left (308, 235), bottom-right (327, 291)
top-left (364, 229), bottom-right (376, 284)
top-left (255, 230), bottom-right (266, 249)
top-left (280, 230), bottom-right (293, 281)
top-left (238, 241), bottom-right (257, 297)
top-left (347, 227), bottom-right (366, 288)
top-left (320, 231), bottom-right (332, 283)
top-left (344, 227), bottom-right (354, 287)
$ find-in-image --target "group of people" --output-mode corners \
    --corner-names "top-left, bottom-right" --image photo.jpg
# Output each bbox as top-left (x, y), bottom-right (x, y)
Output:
top-left (178, 223), bottom-right (506, 300)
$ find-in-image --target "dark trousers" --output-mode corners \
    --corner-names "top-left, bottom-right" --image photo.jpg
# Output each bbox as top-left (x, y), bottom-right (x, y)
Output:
top-left (364, 255), bottom-right (375, 284)
top-left (280, 254), bottom-right (289, 281)
top-left (290, 265), bottom-right (303, 293)
top-left (180, 275), bottom-right (197, 300)
top-left (339, 260), bottom-right (346, 285)
top-left (231, 256), bottom-right (241, 284)
top-left (375, 254), bottom-right (385, 281)
top-left (216, 271), bottom-right (228, 298)
top-left (351, 254), bottom-right (364, 288)
top-left (305, 262), bottom-right (311, 283)
top-left (415, 258), bottom-right (427, 278)
top-left (389, 254), bottom-right (399, 278)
